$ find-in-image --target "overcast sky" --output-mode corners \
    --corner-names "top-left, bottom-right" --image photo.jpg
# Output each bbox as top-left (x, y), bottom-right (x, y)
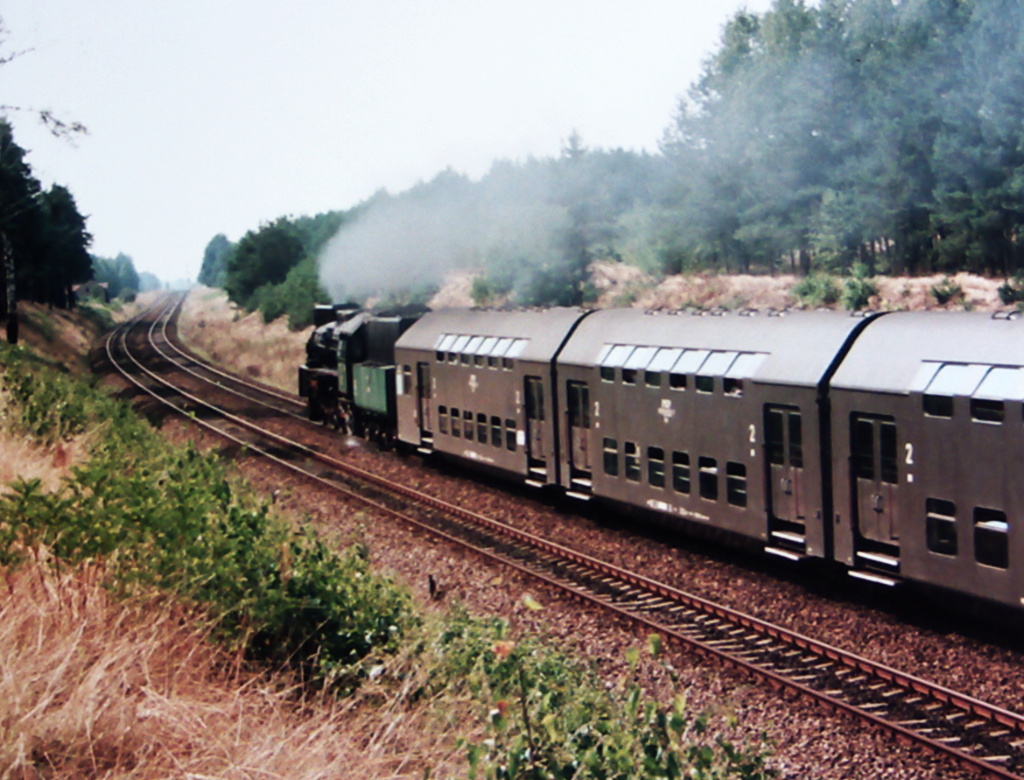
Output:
top-left (1, 1), bottom-right (774, 284)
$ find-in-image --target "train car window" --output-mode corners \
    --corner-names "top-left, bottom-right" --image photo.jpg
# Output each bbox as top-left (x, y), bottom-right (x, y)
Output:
top-left (604, 344), bottom-right (635, 368)
top-left (974, 507), bottom-right (1009, 569)
top-left (672, 349), bottom-right (709, 375)
top-left (460, 353), bottom-right (472, 365)
top-left (474, 354), bottom-right (486, 367)
top-left (695, 375), bottom-right (715, 394)
top-left (976, 366), bottom-right (1024, 401)
top-left (923, 394), bottom-right (953, 418)
top-left (925, 498), bottom-right (957, 556)
top-left (489, 339), bottom-right (516, 368)
top-left (477, 413), bottom-right (488, 442)
top-left (491, 337), bottom-right (515, 358)
top-left (622, 346), bottom-right (656, 386)
top-left (926, 363), bottom-right (987, 395)
top-left (435, 334), bottom-right (457, 360)
top-left (852, 418), bottom-right (874, 480)
top-left (671, 451), bottom-right (691, 494)
top-left (491, 416), bottom-right (502, 447)
top-left (770, 407), bottom-right (782, 462)
top-left (698, 457), bottom-right (719, 501)
top-left (401, 365), bottom-right (412, 394)
top-left (647, 446), bottom-right (665, 488)
top-left (879, 421), bottom-right (898, 484)
top-left (624, 442), bottom-right (641, 482)
top-left (645, 371), bottom-right (662, 388)
top-left (726, 352), bottom-right (767, 379)
top-left (601, 366), bottom-right (615, 382)
top-left (603, 438), bottom-right (619, 476)
top-left (451, 408), bottom-right (461, 437)
top-left (647, 348), bottom-right (682, 374)
top-left (438, 406), bottom-right (449, 435)
top-left (463, 410), bottom-right (474, 441)
top-left (701, 351), bottom-right (738, 376)
top-left (502, 358), bottom-right (514, 370)
top-left (448, 352), bottom-right (458, 364)
top-left (505, 419), bottom-right (517, 451)
top-left (525, 378), bottom-right (546, 421)
top-left (669, 374), bottom-right (687, 391)
top-left (726, 462), bottom-right (747, 507)
top-left (766, 410), bottom-right (784, 465)
top-left (789, 412), bottom-right (803, 467)
top-left (723, 378), bottom-right (743, 397)
top-left (970, 398), bottom-right (1004, 424)
top-left (567, 382), bottom-right (590, 429)
top-left (506, 339), bottom-right (530, 359)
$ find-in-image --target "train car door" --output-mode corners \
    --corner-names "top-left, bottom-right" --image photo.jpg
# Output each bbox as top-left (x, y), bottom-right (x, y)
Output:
top-left (850, 414), bottom-right (900, 546)
top-left (764, 405), bottom-right (806, 551)
top-left (417, 362), bottom-right (432, 434)
top-left (525, 376), bottom-right (547, 480)
top-left (566, 381), bottom-right (592, 486)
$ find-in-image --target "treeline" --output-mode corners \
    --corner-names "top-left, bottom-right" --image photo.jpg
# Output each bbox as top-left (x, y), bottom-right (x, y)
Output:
top-left (212, 0), bottom-right (1024, 316)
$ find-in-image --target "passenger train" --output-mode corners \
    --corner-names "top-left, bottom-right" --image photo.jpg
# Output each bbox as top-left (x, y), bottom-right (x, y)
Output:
top-left (299, 304), bottom-right (1024, 612)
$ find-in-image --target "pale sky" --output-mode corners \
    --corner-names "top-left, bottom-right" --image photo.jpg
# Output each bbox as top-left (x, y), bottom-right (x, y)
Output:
top-left (1, 1), bottom-right (775, 284)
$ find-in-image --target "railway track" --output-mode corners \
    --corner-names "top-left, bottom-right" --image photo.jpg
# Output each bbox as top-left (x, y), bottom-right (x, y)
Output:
top-left (108, 294), bottom-right (1024, 779)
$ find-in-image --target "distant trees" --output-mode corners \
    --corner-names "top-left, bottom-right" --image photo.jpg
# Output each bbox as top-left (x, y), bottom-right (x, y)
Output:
top-left (92, 253), bottom-right (141, 300)
top-left (198, 233), bottom-right (232, 288)
top-left (211, 212), bottom-right (339, 329)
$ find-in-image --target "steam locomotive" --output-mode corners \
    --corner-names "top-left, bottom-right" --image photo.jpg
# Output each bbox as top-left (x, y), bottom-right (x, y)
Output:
top-left (300, 302), bottom-right (1024, 612)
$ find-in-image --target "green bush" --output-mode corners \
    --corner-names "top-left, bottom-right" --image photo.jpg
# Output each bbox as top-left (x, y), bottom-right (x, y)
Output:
top-left (792, 273), bottom-right (840, 307)
top-left (998, 276), bottom-right (1024, 305)
top-left (930, 276), bottom-right (962, 306)
top-left (0, 345), bottom-right (414, 689)
top-left (431, 611), bottom-right (775, 780)
top-left (841, 264), bottom-right (877, 311)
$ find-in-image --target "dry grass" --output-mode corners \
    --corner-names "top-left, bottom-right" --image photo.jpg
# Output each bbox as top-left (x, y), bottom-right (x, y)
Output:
top-left (0, 384), bottom-right (90, 493)
top-left (176, 288), bottom-right (311, 394)
top-left (0, 553), bottom-right (470, 780)
top-left (588, 262), bottom-right (1008, 312)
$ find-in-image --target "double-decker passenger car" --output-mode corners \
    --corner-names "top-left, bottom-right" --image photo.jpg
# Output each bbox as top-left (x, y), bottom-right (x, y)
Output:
top-left (554, 309), bottom-right (874, 558)
top-left (394, 308), bottom-right (589, 485)
top-left (829, 312), bottom-right (1024, 606)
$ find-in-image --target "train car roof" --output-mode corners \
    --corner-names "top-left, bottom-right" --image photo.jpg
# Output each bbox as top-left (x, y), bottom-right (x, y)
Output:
top-left (831, 311), bottom-right (1024, 395)
top-left (557, 308), bottom-right (873, 387)
top-left (396, 307), bottom-right (588, 362)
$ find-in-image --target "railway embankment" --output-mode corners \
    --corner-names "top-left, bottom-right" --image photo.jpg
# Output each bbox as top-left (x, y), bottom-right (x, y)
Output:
top-left (0, 297), bottom-right (778, 779)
